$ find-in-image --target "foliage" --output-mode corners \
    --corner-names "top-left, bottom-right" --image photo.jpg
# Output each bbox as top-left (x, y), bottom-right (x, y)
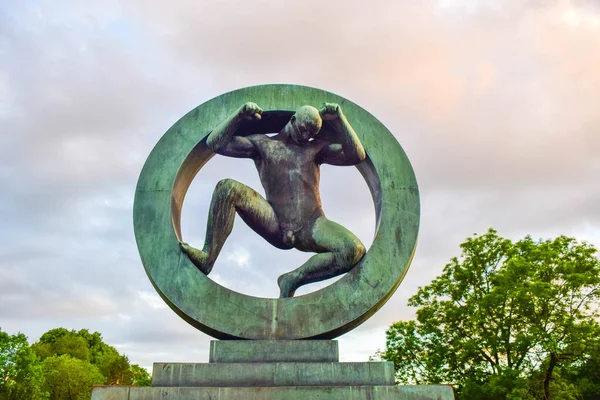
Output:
top-left (561, 341), bottom-right (600, 400)
top-left (32, 328), bottom-right (90, 362)
top-left (32, 328), bottom-right (149, 385)
top-left (378, 229), bottom-right (600, 400)
top-left (1, 327), bottom-right (151, 398)
top-left (41, 355), bottom-right (104, 400)
top-left (0, 331), bottom-right (48, 400)
top-left (129, 364), bottom-right (151, 386)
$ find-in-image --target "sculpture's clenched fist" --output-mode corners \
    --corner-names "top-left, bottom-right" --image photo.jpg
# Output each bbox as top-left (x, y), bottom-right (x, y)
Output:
top-left (319, 102), bottom-right (342, 121)
top-left (239, 102), bottom-right (263, 121)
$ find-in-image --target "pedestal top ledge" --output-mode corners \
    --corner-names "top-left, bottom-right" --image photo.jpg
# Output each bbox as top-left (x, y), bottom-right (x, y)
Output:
top-left (209, 340), bottom-right (339, 363)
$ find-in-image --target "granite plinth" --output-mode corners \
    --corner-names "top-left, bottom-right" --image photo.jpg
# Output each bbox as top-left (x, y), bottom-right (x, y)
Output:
top-left (209, 340), bottom-right (338, 363)
top-left (92, 385), bottom-right (456, 400)
top-left (91, 341), bottom-right (456, 399)
top-left (152, 361), bottom-right (394, 387)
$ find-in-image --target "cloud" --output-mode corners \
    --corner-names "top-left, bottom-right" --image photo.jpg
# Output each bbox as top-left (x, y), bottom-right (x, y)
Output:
top-left (1, 0), bottom-right (599, 369)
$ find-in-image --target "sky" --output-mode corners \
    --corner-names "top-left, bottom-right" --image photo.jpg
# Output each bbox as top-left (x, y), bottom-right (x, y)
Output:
top-left (1, 0), bottom-right (599, 371)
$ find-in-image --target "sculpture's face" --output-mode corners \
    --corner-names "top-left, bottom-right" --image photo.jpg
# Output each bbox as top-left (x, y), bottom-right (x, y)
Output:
top-left (289, 119), bottom-right (320, 145)
top-left (286, 106), bottom-right (322, 145)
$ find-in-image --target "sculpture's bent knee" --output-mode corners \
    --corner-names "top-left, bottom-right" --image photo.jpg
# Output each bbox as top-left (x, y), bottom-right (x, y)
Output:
top-left (335, 241), bottom-right (366, 270)
top-left (214, 178), bottom-right (243, 199)
top-left (350, 242), bottom-right (366, 265)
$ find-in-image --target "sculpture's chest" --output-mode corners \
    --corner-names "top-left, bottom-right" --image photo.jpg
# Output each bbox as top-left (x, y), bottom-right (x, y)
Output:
top-left (258, 140), bottom-right (315, 170)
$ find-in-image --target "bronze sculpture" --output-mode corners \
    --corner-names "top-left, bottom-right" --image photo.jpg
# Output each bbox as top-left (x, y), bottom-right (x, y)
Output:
top-left (180, 102), bottom-right (367, 298)
top-left (133, 84), bottom-right (420, 339)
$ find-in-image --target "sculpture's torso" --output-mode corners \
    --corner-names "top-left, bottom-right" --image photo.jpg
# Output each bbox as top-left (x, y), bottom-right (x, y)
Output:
top-left (249, 134), bottom-right (324, 231)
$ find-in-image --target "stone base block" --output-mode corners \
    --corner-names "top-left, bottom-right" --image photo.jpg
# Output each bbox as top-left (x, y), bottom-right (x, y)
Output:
top-left (209, 340), bottom-right (339, 363)
top-left (152, 361), bottom-right (394, 387)
top-left (92, 385), bottom-right (456, 400)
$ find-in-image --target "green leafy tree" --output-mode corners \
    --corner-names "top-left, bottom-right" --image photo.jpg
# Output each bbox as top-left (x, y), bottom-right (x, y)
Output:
top-left (32, 328), bottom-right (145, 385)
top-left (0, 331), bottom-right (48, 400)
top-left (41, 355), bottom-right (104, 400)
top-left (32, 328), bottom-right (90, 362)
top-left (93, 347), bottom-right (131, 385)
top-left (378, 229), bottom-right (600, 400)
top-left (561, 339), bottom-right (600, 400)
top-left (1, 327), bottom-right (150, 399)
top-left (128, 364), bottom-right (151, 386)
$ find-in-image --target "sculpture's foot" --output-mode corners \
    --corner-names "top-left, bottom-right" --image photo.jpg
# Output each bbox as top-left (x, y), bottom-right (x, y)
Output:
top-left (277, 272), bottom-right (297, 298)
top-left (179, 242), bottom-right (212, 275)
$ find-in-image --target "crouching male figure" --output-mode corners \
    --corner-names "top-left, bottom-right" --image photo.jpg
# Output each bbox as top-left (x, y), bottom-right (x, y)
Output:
top-left (180, 102), bottom-right (367, 298)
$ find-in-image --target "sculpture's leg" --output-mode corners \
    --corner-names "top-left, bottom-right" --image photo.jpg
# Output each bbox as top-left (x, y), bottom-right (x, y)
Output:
top-left (277, 217), bottom-right (365, 298)
top-left (181, 179), bottom-right (283, 274)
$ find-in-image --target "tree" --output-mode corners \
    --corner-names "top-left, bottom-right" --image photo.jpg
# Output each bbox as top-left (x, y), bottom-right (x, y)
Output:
top-left (32, 329), bottom-right (90, 362)
top-left (128, 364), bottom-right (151, 386)
top-left (41, 355), bottom-right (104, 400)
top-left (1, 327), bottom-right (150, 399)
top-left (378, 229), bottom-right (600, 400)
top-left (0, 331), bottom-right (48, 400)
top-left (561, 339), bottom-right (600, 400)
top-left (32, 328), bottom-right (146, 386)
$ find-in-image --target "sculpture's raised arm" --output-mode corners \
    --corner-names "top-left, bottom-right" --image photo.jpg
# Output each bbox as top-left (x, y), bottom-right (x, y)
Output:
top-left (317, 103), bottom-right (366, 166)
top-left (206, 102), bottom-right (262, 157)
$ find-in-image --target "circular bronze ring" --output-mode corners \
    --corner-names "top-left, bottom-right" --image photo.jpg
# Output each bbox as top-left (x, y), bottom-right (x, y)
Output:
top-left (134, 84), bottom-right (420, 339)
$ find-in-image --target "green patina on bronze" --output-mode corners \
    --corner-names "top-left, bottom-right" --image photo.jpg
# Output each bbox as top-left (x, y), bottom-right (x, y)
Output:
top-left (133, 84), bottom-right (420, 340)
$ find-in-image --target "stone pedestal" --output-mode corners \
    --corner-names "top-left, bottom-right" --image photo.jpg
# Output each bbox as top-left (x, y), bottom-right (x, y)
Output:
top-left (91, 341), bottom-right (455, 400)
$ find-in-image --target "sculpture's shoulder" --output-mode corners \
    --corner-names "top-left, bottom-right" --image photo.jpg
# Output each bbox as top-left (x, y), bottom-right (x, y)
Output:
top-left (245, 134), bottom-right (272, 157)
top-left (245, 133), bottom-right (269, 145)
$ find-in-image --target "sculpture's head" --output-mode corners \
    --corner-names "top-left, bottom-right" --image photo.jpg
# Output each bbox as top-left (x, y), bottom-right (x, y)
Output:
top-left (284, 105), bottom-right (322, 145)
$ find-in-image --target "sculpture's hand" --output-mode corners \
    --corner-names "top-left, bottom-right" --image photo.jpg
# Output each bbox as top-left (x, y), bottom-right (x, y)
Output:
top-left (319, 102), bottom-right (342, 121)
top-left (239, 102), bottom-right (263, 121)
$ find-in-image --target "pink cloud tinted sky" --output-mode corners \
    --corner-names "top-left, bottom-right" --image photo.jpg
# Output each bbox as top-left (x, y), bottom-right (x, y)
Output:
top-left (0, 0), bottom-right (599, 367)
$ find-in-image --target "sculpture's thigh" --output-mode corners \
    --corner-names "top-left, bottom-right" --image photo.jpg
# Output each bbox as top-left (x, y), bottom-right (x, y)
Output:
top-left (301, 217), bottom-right (365, 257)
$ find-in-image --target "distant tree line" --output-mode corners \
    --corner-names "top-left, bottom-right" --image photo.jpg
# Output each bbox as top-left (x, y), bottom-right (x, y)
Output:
top-left (0, 327), bottom-right (150, 400)
top-left (377, 229), bottom-right (600, 400)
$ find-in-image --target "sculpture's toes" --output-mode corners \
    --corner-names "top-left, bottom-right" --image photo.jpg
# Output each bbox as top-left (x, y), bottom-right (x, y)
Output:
top-left (277, 273), bottom-right (296, 298)
top-left (179, 242), bottom-right (211, 275)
